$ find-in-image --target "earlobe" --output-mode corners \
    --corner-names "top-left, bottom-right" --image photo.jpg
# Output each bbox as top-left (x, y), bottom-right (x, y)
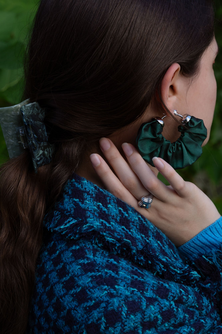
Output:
top-left (160, 63), bottom-right (181, 111)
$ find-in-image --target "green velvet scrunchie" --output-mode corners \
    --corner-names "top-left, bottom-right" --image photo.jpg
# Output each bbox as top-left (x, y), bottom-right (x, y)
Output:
top-left (136, 116), bottom-right (207, 169)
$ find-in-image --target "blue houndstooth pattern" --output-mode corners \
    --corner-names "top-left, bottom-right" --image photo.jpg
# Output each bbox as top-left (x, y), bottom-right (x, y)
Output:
top-left (27, 174), bottom-right (222, 333)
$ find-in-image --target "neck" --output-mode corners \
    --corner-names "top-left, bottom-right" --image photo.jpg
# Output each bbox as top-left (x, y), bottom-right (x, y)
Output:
top-left (76, 144), bottom-right (159, 189)
top-left (76, 155), bottom-right (106, 188)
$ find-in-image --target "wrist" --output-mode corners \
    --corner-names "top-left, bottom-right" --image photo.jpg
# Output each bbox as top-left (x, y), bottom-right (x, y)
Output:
top-left (179, 216), bottom-right (222, 259)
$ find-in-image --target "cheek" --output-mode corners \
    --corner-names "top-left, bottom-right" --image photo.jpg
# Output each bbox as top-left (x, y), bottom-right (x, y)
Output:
top-left (207, 75), bottom-right (217, 121)
top-left (185, 72), bottom-right (216, 144)
top-left (197, 74), bottom-right (216, 119)
top-left (211, 76), bottom-right (217, 107)
top-left (202, 75), bottom-right (217, 143)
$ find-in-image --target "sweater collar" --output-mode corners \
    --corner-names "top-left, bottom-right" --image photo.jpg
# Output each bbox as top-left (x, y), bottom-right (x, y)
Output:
top-left (44, 174), bottom-right (168, 244)
top-left (43, 173), bottom-right (202, 281)
top-left (45, 174), bottom-right (184, 254)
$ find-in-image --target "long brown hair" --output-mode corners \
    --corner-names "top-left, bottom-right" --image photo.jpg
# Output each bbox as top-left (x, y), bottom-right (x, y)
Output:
top-left (0, 0), bottom-right (214, 332)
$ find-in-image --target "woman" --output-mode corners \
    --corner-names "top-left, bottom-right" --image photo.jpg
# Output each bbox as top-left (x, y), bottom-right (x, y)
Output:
top-left (0, 0), bottom-right (222, 333)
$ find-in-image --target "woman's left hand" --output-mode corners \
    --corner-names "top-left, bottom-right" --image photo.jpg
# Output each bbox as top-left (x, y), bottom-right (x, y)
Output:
top-left (90, 138), bottom-right (221, 247)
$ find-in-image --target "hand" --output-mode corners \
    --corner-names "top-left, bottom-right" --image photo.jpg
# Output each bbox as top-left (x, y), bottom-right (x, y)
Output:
top-left (90, 138), bottom-right (221, 247)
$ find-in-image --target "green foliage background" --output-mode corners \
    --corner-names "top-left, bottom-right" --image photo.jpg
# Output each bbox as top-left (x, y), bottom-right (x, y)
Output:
top-left (0, 0), bottom-right (222, 210)
top-left (0, 0), bottom-right (37, 162)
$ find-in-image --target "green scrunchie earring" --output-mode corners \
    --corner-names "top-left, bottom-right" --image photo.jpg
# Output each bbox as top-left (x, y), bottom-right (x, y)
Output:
top-left (136, 111), bottom-right (207, 169)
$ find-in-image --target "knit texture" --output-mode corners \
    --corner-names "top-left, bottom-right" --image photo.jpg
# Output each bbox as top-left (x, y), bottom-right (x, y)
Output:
top-left (179, 217), bottom-right (222, 259)
top-left (27, 174), bottom-right (222, 333)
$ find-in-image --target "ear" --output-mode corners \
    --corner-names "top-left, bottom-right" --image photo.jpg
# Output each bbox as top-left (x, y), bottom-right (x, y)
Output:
top-left (160, 63), bottom-right (182, 112)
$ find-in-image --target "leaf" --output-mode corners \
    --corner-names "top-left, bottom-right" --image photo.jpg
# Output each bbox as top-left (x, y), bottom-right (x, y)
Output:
top-left (0, 77), bottom-right (25, 105)
top-left (0, 68), bottom-right (23, 92)
top-left (0, 0), bottom-right (38, 13)
top-left (0, 41), bottom-right (25, 69)
top-left (0, 11), bottom-right (17, 42)
top-left (13, 10), bottom-right (36, 43)
top-left (213, 198), bottom-right (222, 215)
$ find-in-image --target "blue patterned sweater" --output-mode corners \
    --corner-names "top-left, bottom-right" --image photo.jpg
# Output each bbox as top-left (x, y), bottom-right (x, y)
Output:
top-left (27, 174), bottom-right (222, 333)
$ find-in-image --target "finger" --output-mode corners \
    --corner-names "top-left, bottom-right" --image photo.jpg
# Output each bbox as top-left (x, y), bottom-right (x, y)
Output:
top-left (152, 157), bottom-right (189, 197)
top-left (90, 153), bottom-right (164, 224)
top-left (90, 153), bottom-right (140, 207)
top-left (122, 143), bottom-right (172, 202)
top-left (99, 138), bottom-right (147, 199)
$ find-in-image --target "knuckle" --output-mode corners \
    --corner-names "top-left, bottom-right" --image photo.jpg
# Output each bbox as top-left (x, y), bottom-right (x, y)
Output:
top-left (112, 187), bottom-right (125, 200)
top-left (176, 180), bottom-right (186, 192)
top-left (123, 177), bottom-right (137, 191)
top-left (99, 165), bottom-right (111, 178)
top-left (185, 181), bottom-right (196, 194)
top-left (145, 179), bottom-right (158, 191)
top-left (108, 152), bottom-right (120, 163)
top-left (104, 145), bottom-right (119, 161)
top-left (167, 169), bottom-right (175, 179)
top-left (186, 181), bottom-right (194, 189)
top-left (131, 153), bottom-right (143, 166)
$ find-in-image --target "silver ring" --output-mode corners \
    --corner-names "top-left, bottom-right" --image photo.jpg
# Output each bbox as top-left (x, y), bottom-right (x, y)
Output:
top-left (138, 194), bottom-right (153, 209)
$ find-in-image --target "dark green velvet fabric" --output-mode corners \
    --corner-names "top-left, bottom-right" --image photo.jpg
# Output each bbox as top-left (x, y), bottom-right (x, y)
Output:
top-left (136, 117), bottom-right (207, 169)
top-left (20, 102), bottom-right (55, 173)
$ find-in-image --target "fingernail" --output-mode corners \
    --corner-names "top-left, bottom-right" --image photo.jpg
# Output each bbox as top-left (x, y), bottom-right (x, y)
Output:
top-left (90, 154), bottom-right (101, 167)
top-left (100, 138), bottom-right (111, 151)
top-left (122, 143), bottom-right (133, 157)
top-left (152, 157), bottom-right (164, 170)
